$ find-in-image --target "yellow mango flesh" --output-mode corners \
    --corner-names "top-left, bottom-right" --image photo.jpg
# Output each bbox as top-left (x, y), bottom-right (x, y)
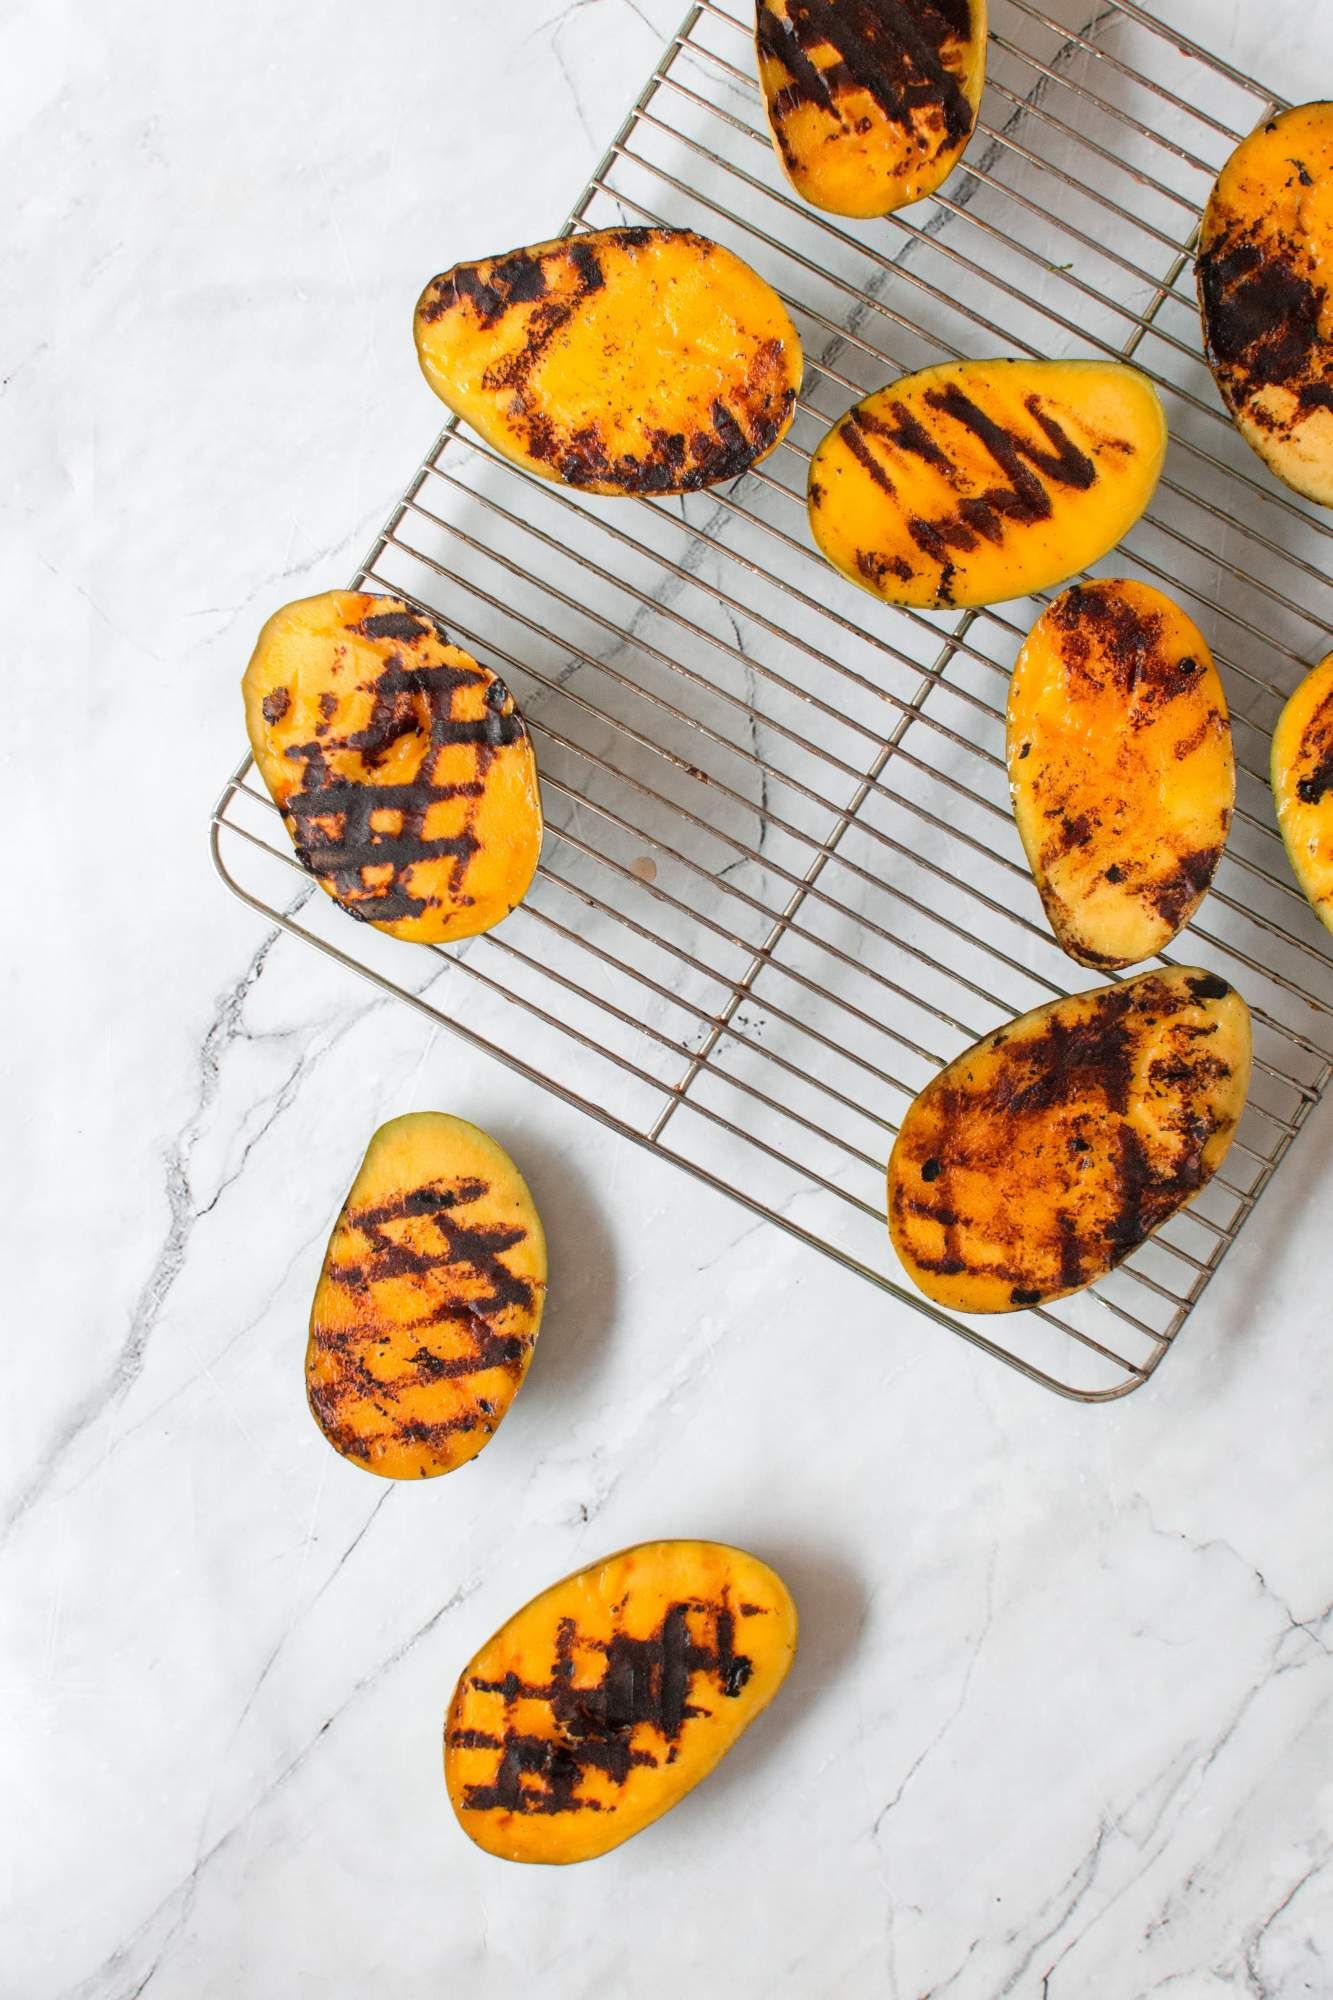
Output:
top-left (242, 590), bottom-right (542, 945)
top-left (307, 1114), bottom-right (547, 1479)
top-left (414, 227), bottom-right (803, 496)
top-left (888, 967), bottom-right (1251, 1313)
top-left (1272, 649), bottom-right (1333, 932)
top-left (808, 358), bottom-right (1167, 609)
top-left (1198, 103), bottom-right (1333, 507)
top-left (756, 0), bottom-right (987, 219)
top-left (1008, 581), bottom-right (1235, 969)
top-left (446, 1541), bottom-right (797, 1863)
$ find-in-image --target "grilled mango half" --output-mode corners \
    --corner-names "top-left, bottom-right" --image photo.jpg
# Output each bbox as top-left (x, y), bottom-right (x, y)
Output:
top-left (1008, 581), bottom-right (1234, 969)
top-left (242, 590), bottom-right (541, 945)
top-left (446, 1541), bottom-right (797, 1863)
top-left (1198, 103), bottom-right (1333, 506)
top-left (756, 0), bottom-right (987, 219)
top-left (808, 358), bottom-right (1167, 609)
top-left (888, 967), bottom-right (1251, 1313)
top-left (1272, 649), bottom-right (1333, 933)
top-left (414, 227), bottom-right (802, 496)
top-left (307, 1113), bottom-right (547, 1479)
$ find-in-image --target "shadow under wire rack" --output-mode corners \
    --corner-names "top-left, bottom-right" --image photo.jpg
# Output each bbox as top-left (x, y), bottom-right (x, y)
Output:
top-left (212, 0), bottom-right (1333, 1401)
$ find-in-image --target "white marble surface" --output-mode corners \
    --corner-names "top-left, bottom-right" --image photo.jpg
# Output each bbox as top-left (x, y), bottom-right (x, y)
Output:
top-left (6, 1), bottom-right (1333, 1994)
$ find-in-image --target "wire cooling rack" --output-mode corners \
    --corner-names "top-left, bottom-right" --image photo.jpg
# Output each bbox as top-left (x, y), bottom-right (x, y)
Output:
top-left (212, 0), bottom-right (1333, 1401)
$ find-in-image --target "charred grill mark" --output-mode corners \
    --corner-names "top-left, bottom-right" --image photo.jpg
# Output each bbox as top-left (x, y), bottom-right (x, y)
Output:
top-left (478, 244), bottom-right (605, 397)
top-left (274, 613), bottom-right (528, 926)
top-left (872, 385), bottom-right (1103, 578)
top-left (856, 547), bottom-right (915, 587)
top-left (308, 1174), bottom-right (539, 1463)
top-left (1173, 707), bottom-right (1225, 761)
top-left (896, 976), bottom-right (1240, 1299)
top-left (358, 610), bottom-right (438, 643)
top-left (758, 0), bottom-right (975, 153)
top-left (459, 1598), bottom-right (753, 1817)
top-left (261, 687), bottom-right (290, 725)
top-left (1146, 844), bottom-right (1223, 930)
top-left (425, 248), bottom-right (552, 328)
top-left (1198, 227), bottom-right (1328, 411)
top-left (1049, 584), bottom-right (1201, 709)
top-left (1295, 689), bottom-right (1333, 803)
top-left (841, 412), bottom-right (898, 496)
top-left (858, 398), bottom-right (955, 475)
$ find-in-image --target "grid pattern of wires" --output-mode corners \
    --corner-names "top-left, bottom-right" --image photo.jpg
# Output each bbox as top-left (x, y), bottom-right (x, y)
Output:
top-left (212, 0), bottom-right (1333, 1400)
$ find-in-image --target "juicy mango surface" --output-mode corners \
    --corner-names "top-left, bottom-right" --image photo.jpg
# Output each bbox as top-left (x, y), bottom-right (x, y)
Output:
top-left (1008, 581), bottom-right (1235, 969)
top-left (446, 1541), bottom-right (797, 1863)
top-left (887, 967), bottom-right (1251, 1313)
top-left (1198, 103), bottom-right (1333, 507)
top-left (415, 227), bottom-right (802, 496)
top-left (1272, 649), bottom-right (1333, 933)
top-left (307, 1114), bottom-right (547, 1479)
top-left (808, 358), bottom-right (1167, 609)
top-left (242, 591), bottom-right (542, 945)
top-left (756, 0), bottom-right (987, 219)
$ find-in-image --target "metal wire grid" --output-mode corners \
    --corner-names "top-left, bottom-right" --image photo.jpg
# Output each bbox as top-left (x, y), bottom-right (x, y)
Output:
top-left (212, 0), bottom-right (1333, 1400)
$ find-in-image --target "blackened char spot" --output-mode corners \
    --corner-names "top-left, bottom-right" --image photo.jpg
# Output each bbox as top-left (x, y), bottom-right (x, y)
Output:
top-left (262, 687), bottom-right (290, 725)
top-left (896, 383), bottom-right (1100, 578)
top-left (460, 1596), bottom-right (753, 1816)
top-left (1186, 971), bottom-right (1231, 1002)
top-left (1198, 234), bottom-right (1325, 392)
top-left (1148, 845), bottom-right (1222, 931)
top-left (757, 0), bottom-right (975, 152)
top-left (1049, 584), bottom-right (1199, 708)
top-left (359, 610), bottom-right (433, 642)
top-left (841, 412), bottom-right (898, 496)
top-left (279, 644), bottom-right (527, 926)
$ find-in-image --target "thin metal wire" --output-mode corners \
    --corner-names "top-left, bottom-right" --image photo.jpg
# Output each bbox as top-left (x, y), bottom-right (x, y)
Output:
top-left (211, 0), bottom-right (1333, 1401)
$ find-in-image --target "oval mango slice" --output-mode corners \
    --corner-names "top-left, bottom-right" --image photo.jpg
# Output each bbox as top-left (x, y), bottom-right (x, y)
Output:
top-left (1198, 103), bottom-right (1333, 507)
top-left (756, 0), bottom-right (987, 219)
top-left (807, 358), bottom-right (1167, 609)
top-left (446, 1541), bottom-right (797, 1863)
top-left (307, 1113), bottom-right (547, 1479)
top-left (414, 227), bottom-right (803, 496)
top-left (242, 590), bottom-right (542, 945)
top-left (1272, 649), bottom-right (1333, 933)
top-left (888, 967), bottom-right (1251, 1313)
top-left (1007, 580), bottom-right (1235, 969)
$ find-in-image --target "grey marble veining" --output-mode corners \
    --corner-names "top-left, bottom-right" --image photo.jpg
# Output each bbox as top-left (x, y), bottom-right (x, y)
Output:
top-left (5, 1), bottom-right (1333, 1994)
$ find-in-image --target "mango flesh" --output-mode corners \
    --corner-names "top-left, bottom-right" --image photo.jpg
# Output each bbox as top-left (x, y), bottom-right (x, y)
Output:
top-left (807, 358), bottom-right (1167, 609)
top-left (1007, 581), bottom-right (1235, 969)
top-left (1198, 103), bottom-right (1333, 507)
top-left (756, 0), bottom-right (987, 219)
top-left (1272, 649), bottom-right (1333, 933)
top-left (307, 1114), bottom-right (547, 1479)
top-left (446, 1541), bottom-right (797, 1863)
top-left (242, 590), bottom-right (542, 945)
top-left (888, 967), bottom-right (1251, 1313)
top-left (414, 227), bottom-right (803, 496)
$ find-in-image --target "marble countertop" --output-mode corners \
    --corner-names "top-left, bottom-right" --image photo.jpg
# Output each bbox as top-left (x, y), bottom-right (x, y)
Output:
top-left (6, 1), bottom-right (1333, 1994)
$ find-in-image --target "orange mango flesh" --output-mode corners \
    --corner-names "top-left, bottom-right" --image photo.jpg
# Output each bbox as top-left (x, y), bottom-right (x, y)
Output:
top-left (1198, 103), bottom-right (1333, 507)
top-left (242, 590), bottom-right (542, 945)
top-left (1272, 649), bottom-right (1333, 933)
top-left (756, 0), bottom-right (987, 219)
top-left (307, 1114), bottom-right (547, 1480)
top-left (1007, 580), bottom-right (1235, 969)
top-left (888, 967), bottom-right (1251, 1313)
top-left (414, 227), bottom-right (803, 496)
top-left (446, 1541), bottom-right (797, 1863)
top-left (807, 357), bottom-right (1167, 609)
